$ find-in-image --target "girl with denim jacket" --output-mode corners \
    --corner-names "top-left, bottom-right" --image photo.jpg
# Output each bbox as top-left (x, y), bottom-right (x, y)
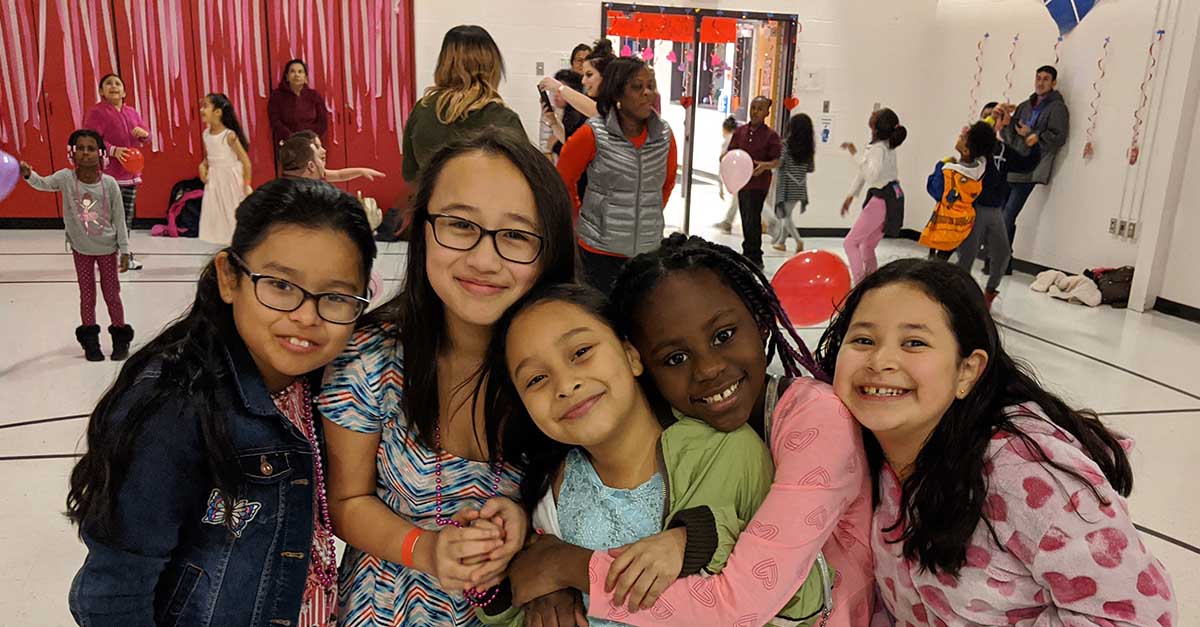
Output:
top-left (66, 178), bottom-right (377, 627)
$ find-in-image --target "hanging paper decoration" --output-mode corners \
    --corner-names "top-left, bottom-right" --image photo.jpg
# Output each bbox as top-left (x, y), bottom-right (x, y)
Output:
top-left (1054, 36), bottom-right (1064, 65)
top-left (968, 33), bottom-right (989, 123)
top-left (621, 43), bottom-right (633, 57)
top-left (642, 46), bottom-right (655, 62)
top-left (1128, 29), bottom-right (1166, 166)
top-left (784, 96), bottom-right (799, 111)
top-left (711, 52), bottom-right (722, 67)
top-left (1003, 35), bottom-right (1019, 103)
top-left (686, 50), bottom-right (695, 63)
top-left (1044, 0), bottom-right (1097, 36)
top-left (0, 0), bottom-right (45, 146)
top-left (667, 50), bottom-right (677, 63)
top-left (1082, 36), bottom-right (1109, 161)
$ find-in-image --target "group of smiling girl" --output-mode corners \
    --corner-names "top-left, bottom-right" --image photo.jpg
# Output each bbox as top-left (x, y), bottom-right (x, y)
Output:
top-left (65, 128), bottom-right (1175, 627)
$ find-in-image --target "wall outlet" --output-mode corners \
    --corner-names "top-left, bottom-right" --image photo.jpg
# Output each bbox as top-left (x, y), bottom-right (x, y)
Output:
top-left (822, 100), bottom-right (831, 113)
top-left (1109, 218), bottom-right (1118, 234)
top-left (1127, 221), bottom-right (1137, 240)
top-left (535, 61), bottom-right (544, 76)
top-left (1118, 220), bottom-right (1128, 237)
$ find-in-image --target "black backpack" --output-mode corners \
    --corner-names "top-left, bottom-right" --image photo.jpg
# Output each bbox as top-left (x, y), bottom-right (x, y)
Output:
top-left (168, 178), bottom-right (204, 238)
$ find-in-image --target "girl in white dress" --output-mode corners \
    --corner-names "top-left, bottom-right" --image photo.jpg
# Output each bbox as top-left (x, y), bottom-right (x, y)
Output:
top-left (198, 93), bottom-right (252, 245)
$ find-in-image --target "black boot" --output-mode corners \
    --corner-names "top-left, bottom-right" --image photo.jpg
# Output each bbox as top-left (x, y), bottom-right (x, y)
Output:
top-left (76, 325), bottom-right (104, 362)
top-left (109, 324), bottom-right (135, 361)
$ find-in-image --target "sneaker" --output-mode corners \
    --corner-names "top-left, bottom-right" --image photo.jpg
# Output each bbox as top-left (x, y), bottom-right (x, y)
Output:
top-left (772, 243), bottom-right (787, 252)
top-left (795, 240), bottom-right (805, 253)
top-left (713, 221), bottom-right (732, 234)
top-left (127, 256), bottom-right (144, 271)
top-left (984, 290), bottom-right (999, 310)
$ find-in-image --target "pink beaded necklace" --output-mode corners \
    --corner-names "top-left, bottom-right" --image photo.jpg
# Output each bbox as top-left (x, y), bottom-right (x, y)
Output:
top-left (272, 381), bottom-right (338, 589)
top-left (433, 422), bottom-right (504, 607)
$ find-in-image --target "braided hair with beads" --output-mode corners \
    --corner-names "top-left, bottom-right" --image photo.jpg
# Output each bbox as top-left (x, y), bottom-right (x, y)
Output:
top-left (609, 233), bottom-right (828, 382)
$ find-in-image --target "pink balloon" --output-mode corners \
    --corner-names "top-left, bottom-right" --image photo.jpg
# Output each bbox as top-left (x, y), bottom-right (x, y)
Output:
top-left (719, 149), bottom-right (753, 194)
top-left (621, 44), bottom-right (633, 57)
top-left (0, 150), bottom-right (19, 203)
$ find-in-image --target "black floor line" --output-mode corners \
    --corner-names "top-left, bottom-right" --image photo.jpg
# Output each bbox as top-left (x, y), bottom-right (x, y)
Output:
top-left (1098, 408), bottom-right (1200, 417)
top-left (1135, 523), bottom-right (1200, 556)
top-left (0, 413), bottom-right (89, 430)
top-left (0, 453), bottom-right (82, 461)
top-left (995, 321), bottom-right (1200, 402)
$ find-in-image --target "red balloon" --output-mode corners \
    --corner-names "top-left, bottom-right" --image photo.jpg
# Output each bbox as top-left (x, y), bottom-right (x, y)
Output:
top-left (122, 148), bottom-right (146, 175)
top-left (771, 250), bottom-right (852, 327)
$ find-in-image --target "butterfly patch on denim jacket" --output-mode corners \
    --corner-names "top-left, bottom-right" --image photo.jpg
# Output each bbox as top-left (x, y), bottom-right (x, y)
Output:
top-left (200, 489), bottom-right (262, 538)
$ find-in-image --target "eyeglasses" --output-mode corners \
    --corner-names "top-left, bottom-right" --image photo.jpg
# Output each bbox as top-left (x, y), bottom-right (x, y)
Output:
top-left (228, 253), bottom-right (370, 325)
top-left (428, 213), bottom-right (544, 265)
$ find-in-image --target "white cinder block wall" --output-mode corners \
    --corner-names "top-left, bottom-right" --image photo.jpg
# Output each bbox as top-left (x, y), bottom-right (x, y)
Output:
top-left (412, 0), bottom-right (1200, 310)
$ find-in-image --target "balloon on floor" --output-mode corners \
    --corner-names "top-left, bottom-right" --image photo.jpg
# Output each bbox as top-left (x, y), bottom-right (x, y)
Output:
top-left (771, 250), bottom-right (852, 327)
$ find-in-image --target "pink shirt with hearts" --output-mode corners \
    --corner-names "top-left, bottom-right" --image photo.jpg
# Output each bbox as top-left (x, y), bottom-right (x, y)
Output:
top-left (873, 404), bottom-right (1177, 626)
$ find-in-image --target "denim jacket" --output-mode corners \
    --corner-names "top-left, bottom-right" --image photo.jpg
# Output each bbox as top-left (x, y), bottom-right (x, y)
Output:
top-left (69, 336), bottom-right (321, 627)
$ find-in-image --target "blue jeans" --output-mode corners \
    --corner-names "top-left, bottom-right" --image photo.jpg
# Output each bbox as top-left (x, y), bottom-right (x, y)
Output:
top-left (1003, 181), bottom-right (1036, 248)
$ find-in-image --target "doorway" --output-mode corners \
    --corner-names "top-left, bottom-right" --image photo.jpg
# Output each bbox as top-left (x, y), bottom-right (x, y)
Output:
top-left (601, 4), bottom-right (798, 234)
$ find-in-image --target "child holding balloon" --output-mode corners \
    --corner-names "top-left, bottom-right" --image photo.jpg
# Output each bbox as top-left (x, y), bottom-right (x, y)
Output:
top-left (84, 73), bottom-right (149, 270)
top-left (725, 96), bottom-right (781, 269)
top-left (20, 130), bottom-right (133, 362)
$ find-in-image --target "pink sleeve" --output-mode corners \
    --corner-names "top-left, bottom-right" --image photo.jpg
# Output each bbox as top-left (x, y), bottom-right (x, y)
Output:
top-left (129, 108), bottom-right (149, 147)
top-left (587, 380), bottom-right (868, 626)
top-left (992, 438), bottom-right (1178, 625)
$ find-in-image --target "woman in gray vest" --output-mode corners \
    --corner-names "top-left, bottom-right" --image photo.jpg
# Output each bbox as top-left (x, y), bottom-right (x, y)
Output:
top-left (557, 57), bottom-right (678, 293)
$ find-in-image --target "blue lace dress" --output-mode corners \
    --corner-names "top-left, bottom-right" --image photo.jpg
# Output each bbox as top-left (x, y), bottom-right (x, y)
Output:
top-left (556, 449), bottom-right (666, 627)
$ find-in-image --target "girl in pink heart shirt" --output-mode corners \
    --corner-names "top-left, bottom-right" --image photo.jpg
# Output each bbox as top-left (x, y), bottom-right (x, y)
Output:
top-left (819, 258), bottom-right (1176, 627)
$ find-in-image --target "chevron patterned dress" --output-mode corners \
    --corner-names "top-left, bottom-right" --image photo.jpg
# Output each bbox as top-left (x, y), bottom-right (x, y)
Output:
top-left (318, 323), bottom-right (522, 626)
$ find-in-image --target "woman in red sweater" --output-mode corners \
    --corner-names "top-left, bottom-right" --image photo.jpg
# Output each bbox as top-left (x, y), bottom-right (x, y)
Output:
top-left (267, 59), bottom-right (329, 145)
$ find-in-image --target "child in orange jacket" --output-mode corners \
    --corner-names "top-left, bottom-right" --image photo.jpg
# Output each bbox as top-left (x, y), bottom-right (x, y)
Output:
top-left (920, 122), bottom-right (996, 256)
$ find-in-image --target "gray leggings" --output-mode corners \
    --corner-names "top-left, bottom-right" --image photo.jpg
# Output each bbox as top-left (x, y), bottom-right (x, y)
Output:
top-left (956, 205), bottom-right (1010, 292)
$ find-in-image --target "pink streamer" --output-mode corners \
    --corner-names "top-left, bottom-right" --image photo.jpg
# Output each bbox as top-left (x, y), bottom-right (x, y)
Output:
top-left (34, 0), bottom-right (46, 130)
top-left (177, 0), bottom-right (192, 131)
top-left (305, 0), bottom-right (316, 85)
top-left (197, 0), bottom-right (209, 91)
top-left (389, 4), bottom-right (401, 151)
top-left (80, 0), bottom-right (98, 81)
top-left (7, 0), bottom-right (32, 127)
top-left (252, 0), bottom-right (265, 96)
top-left (100, 0), bottom-right (116, 73)
top-left (137, 0), bottom-right (158, 151)
top-left (0, 16), bottom-right (21, 145)
top-left (341, 0), bottom-right (352, 118)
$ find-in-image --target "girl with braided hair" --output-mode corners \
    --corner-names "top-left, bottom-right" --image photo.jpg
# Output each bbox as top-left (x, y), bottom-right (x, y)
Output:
top-left (505, 234), bottom-right (874, 627)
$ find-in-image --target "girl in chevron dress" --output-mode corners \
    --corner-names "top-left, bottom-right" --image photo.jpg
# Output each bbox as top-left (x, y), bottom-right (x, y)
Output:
top-left (319, 130), bottom-right (579, 625)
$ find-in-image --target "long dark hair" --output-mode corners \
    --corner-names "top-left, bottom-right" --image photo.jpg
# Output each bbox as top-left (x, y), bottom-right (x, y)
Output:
top-left (485, 283), bottom-right (612, 512)
top-left (786, 113), bottom-right (815, 166)
top-left (814, 259), bottom-right (1133, 575)
top-left (595, 57), bottom-right (648, 118)
top-left (870, 107), bottom-right (907, 149)
top-left (360, 129), bottom-right (578, 452)
top-left (66, 179), bottom-right (377, 539)
top-left (205, 93), bottom-right (250, 150)
top-left (610, 233), bottom-right (825, 381)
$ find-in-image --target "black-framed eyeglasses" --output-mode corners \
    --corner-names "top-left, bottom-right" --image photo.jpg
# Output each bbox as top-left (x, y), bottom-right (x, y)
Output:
top-left (428, 213), bottom-right (544, 265)
top-left (228, 253), bottom-right (370, 325)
